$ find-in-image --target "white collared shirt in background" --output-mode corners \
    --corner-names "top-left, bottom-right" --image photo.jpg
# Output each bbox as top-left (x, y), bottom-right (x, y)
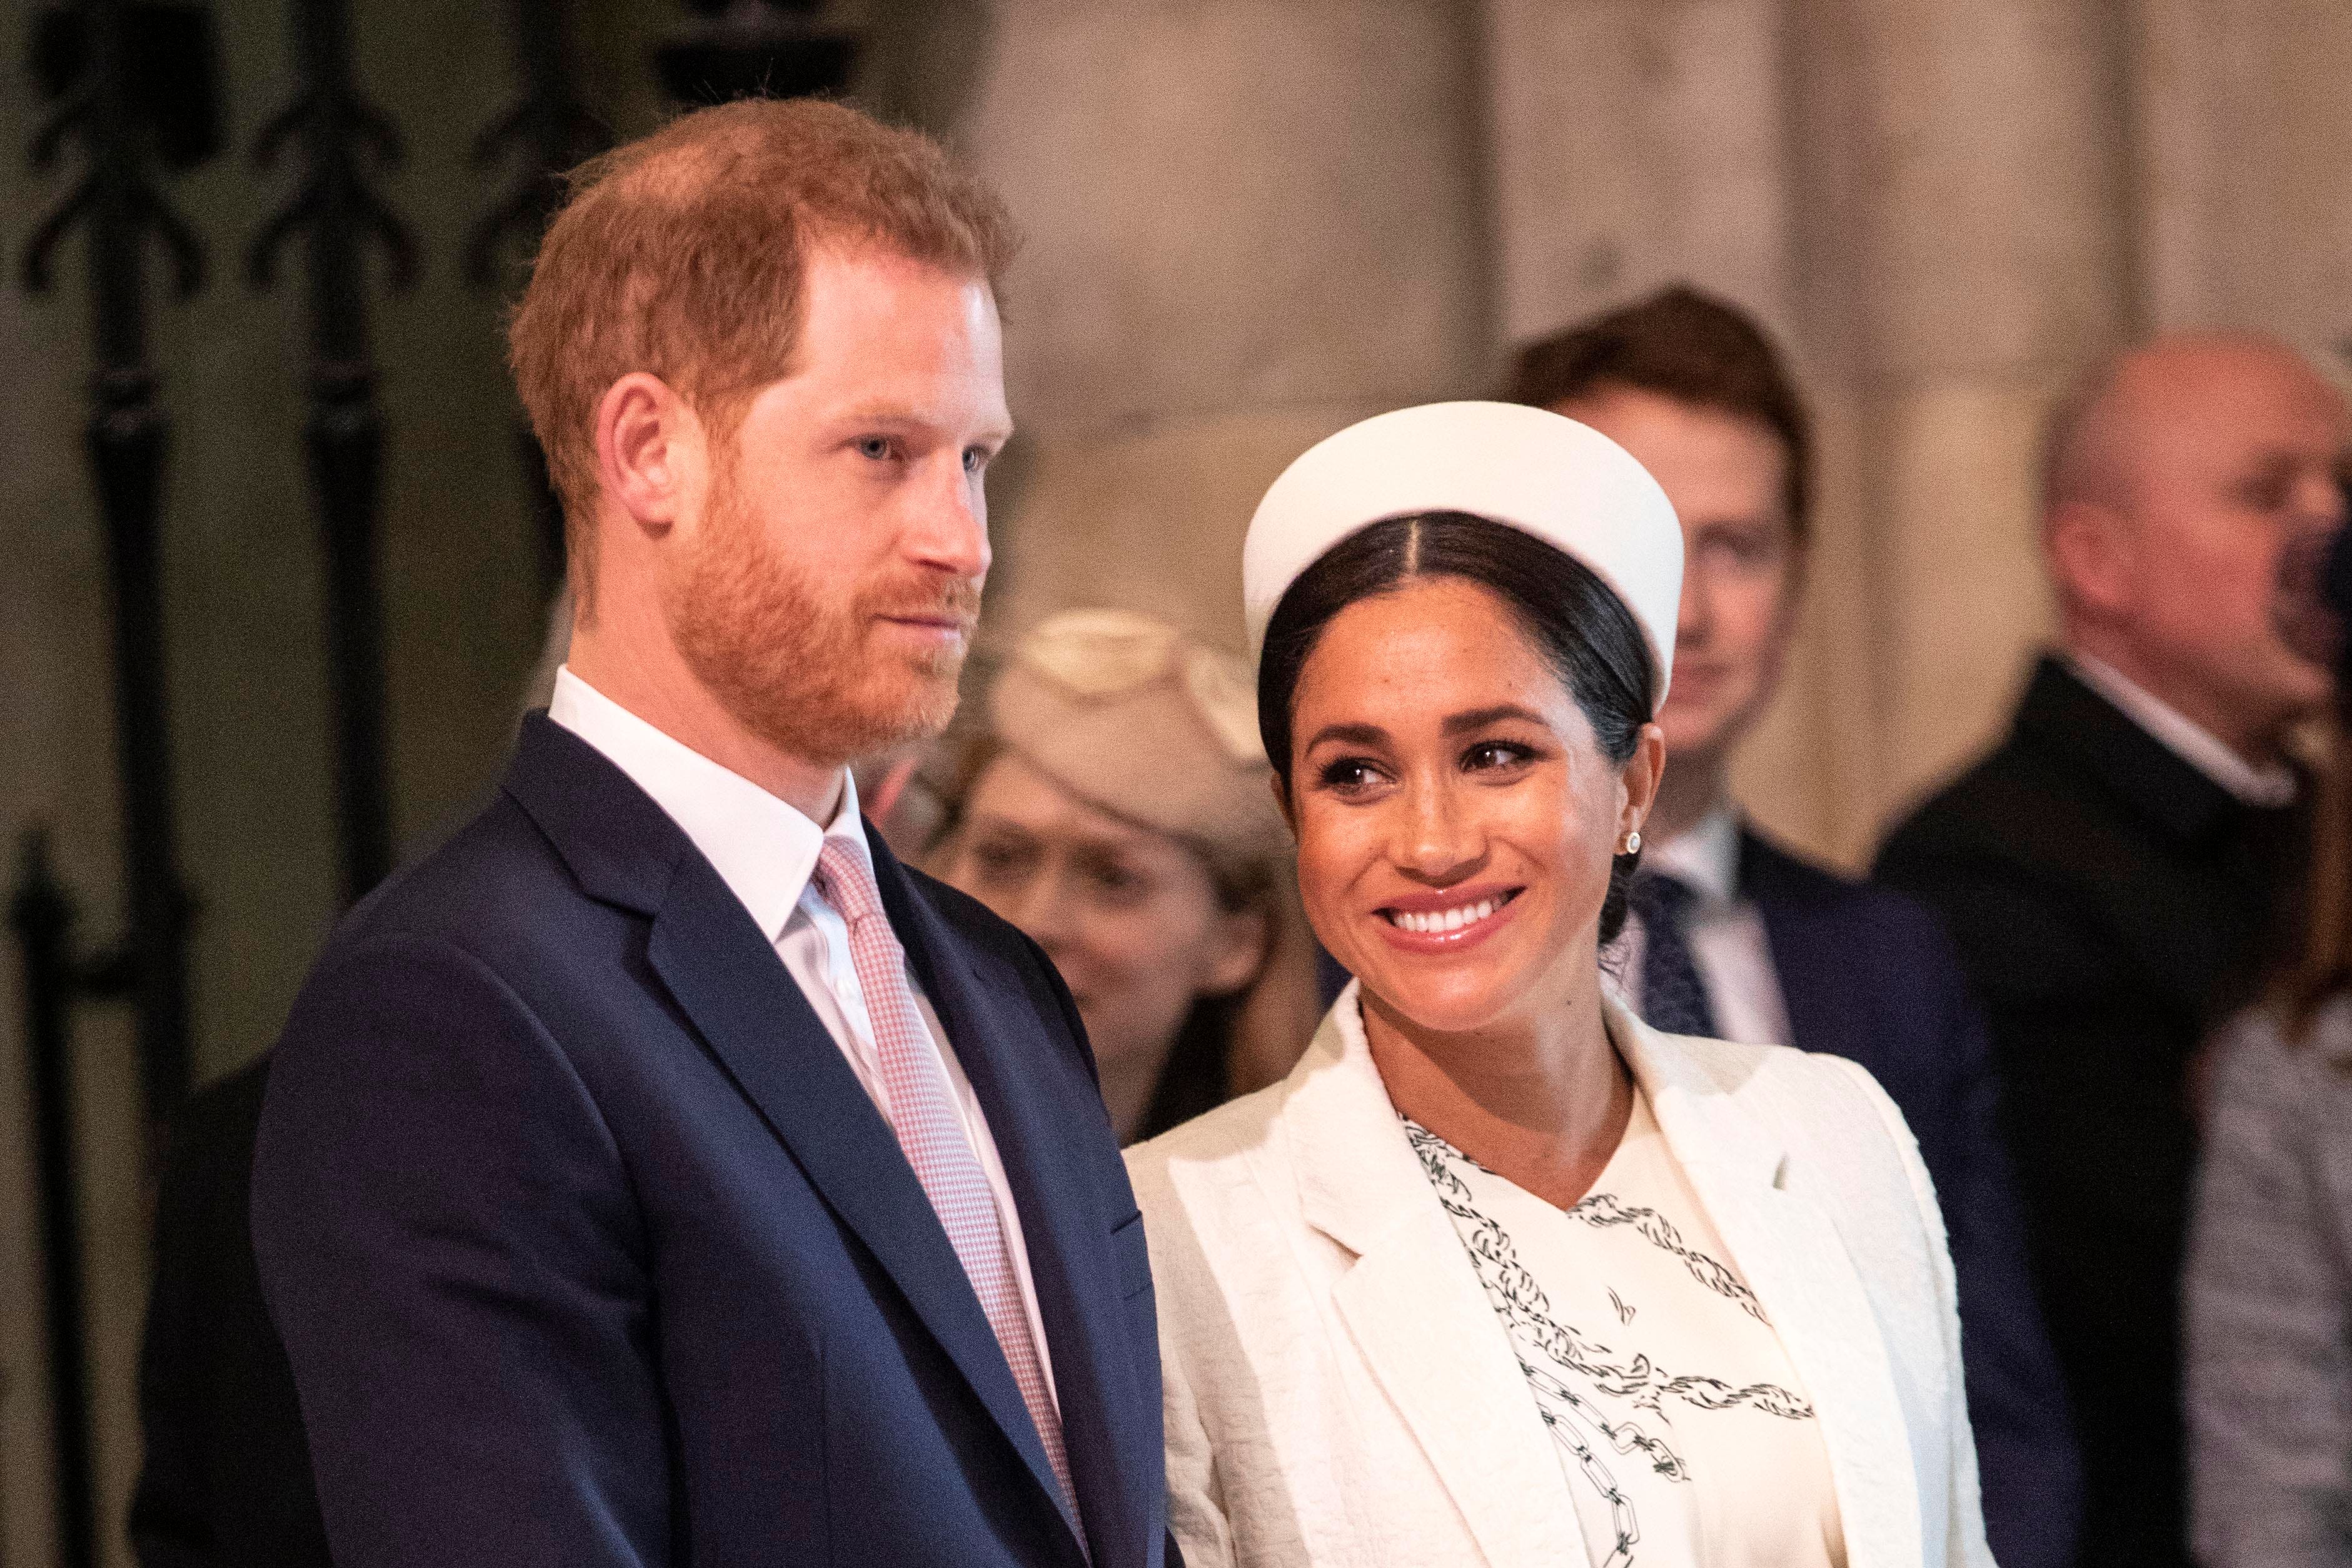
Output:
top-left (2065, 651), bottom-right (2299, 809)
top-left (549, 666), bottom-right (1058, 1411)
top-left (1604, 805), bottom-right (1796, 1049)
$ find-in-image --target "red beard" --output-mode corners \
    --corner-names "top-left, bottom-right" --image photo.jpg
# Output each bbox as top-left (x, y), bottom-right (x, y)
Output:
top-left (668, 465), bottom-right (980, 770)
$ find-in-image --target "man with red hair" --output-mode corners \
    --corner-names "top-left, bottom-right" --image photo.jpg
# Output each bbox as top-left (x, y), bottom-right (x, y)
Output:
top-left (254, 99), bottom-right (1173, 1568)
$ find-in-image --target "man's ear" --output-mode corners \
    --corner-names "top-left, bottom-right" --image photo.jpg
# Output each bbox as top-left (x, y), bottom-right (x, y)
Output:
top-left (2047, 499), bottom-right (2136, 619)
top-left (1200, 906), bottom-right (1271, 1000)
top-left (594, 372), bottom-right (701, 536)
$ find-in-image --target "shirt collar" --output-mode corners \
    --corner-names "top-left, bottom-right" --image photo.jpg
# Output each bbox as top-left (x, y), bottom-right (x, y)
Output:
top-left (2063, 651), bottom-right (2299, 810)
top-left (547, 665), bottom-right (867, 940)
top-left (1647, 803), bottom-right (1742, 909)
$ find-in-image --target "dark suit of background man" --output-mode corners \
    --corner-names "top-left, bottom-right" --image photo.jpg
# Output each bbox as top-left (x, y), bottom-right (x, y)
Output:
top-left (1507, 288), bottom-right (2084, 1568)
top-left (253, 98), bottom-right (1172, 1568)
top-left (129, 1055), bottom-right (332, 1567)
top-left (1879, 333), bottom-right (2351, 1568)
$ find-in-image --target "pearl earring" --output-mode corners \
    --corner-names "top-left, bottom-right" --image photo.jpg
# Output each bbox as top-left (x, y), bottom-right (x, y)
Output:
top-left (1621, 830), bottom-right (1642, 855)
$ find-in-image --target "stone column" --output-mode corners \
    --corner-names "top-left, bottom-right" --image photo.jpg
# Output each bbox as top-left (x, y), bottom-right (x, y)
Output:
top-left (2129, 0), bottom-right (2352, 356)
top-left (1785, 0), bottom-right (2137, 851)
top-left (1482, 0), bottom-right (1796, 346)
top-left (935, 0), bottom-right (1492, 655)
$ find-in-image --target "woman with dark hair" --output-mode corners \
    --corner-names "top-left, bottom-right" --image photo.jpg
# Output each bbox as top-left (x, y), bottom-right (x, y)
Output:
top-left (1125, 403), bottom-right (1991, 1568)
top-left (930, 609), bottom-right (1322, 1142)
top-left (2184, 518), bottom-right (2352, 1567)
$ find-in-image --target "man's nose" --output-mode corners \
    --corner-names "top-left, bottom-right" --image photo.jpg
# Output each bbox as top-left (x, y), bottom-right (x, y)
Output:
top-left (907, 460), bottom-right (992, 580)
top-left (1676, 567), bottom-right (1712, 647)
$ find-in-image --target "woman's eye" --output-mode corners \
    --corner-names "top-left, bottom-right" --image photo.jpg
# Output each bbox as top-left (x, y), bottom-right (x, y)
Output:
top-left (855, 435), bottom-right (896, 461)
top-left (962, 446), bottom-right (989, 475)
top-left (1463, 741), bottom-right (1531, 772)
top-left (1315, 758), bottom-right (1384, 794)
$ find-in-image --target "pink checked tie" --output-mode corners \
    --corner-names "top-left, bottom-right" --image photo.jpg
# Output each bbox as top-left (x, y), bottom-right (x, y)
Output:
top-left (812, 840), bottom-right (1083, 1532)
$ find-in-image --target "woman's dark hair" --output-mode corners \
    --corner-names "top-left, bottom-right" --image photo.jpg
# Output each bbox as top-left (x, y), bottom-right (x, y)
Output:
top-left (1257, 511), bottom-right (1655, 943)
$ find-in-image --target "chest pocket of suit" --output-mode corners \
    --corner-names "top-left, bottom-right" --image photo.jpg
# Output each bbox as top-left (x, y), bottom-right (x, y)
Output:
top-left (1111, 1210), bottom-right (1152, 1300)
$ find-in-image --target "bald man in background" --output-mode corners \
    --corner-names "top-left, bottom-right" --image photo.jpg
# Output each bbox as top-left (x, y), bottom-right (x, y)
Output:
top-left (1879, 334), bottom-right (2350, 1568)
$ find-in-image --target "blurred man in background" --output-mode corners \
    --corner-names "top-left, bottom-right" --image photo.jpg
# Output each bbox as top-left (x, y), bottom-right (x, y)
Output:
top-left (1879, 333), bottom-right (2351, 1568)
top-left (1509, 286), bottom-right (2083, 1568)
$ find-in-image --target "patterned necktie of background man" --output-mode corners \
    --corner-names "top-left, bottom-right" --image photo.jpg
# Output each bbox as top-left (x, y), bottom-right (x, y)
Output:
top-left (1629, 870), bottom-right (1719, 1039)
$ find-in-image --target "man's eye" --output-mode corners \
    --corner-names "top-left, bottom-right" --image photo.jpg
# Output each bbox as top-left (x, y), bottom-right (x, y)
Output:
top-left (970, 840), bottom-right (1029, 879)
top-left (1088, 863), bottom-right (1145, 899)
top-left (1700, 532), bottom-right (1777, 571)
top-left (963, 446), bottom-right (989, 475)
top-left (2235, 468), bottom-right (2293, 512)
top-left (855, 436), bottom-right (895, 461)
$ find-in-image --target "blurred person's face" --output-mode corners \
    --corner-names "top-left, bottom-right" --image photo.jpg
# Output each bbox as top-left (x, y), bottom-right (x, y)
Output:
top-left (1282, 576), bottom-right (1659, 1043)
top-left (940, 752), bottom-right (1265, 1133)
top-left (1556, 386), bottom-right (1799, 785)
top-left (2057, 344), bottom-right (2349, 753)
top-left (665, 245), bottom-right (1012, 768)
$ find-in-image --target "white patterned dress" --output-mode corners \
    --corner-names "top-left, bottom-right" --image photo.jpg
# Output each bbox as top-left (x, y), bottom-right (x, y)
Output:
top-left (1407, 1087), bottom-right (1848, 1568)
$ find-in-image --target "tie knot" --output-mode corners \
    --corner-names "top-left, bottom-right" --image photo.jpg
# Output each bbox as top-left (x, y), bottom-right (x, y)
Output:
top-left (1629, 868), bottom-right (1701, 927)
top-left (813, 838), bottom-right (884, 926)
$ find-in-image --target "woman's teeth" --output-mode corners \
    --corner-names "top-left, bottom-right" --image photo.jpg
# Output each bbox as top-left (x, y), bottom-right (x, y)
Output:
top-left (1386, 895), bottom-right (1507, 935)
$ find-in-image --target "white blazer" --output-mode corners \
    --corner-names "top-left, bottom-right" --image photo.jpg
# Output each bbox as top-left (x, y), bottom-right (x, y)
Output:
top-left (1125, 985), bottom-right (1992, 1568)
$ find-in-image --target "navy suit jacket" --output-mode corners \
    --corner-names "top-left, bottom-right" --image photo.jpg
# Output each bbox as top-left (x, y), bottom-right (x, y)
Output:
top-left (253, 716), bottom-right (1170, 1568)
top-left (1742, 830), bottom-right (2083, 1568)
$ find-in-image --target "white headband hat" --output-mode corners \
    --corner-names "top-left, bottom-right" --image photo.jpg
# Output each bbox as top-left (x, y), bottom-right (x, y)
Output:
top-left (1241, 401), bottom-right (1684, 713)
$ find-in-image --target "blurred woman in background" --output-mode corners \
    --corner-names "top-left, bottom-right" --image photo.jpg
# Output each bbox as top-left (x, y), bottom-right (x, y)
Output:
top-left (2187, 518), bottom-right (2352, 1567)
top-left (930, 608), bottom-right (1321, 1143)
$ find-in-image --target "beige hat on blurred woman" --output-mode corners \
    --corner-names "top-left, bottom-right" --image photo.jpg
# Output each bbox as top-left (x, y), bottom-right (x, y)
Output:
top-left (932, 609), bottom-right (1317, 1143)
top-left (990, 609), bottom-right (1290, 873)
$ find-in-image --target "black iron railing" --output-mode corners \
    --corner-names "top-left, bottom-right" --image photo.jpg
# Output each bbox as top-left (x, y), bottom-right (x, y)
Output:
top-left (11, 5), bottom-right (863, 1561)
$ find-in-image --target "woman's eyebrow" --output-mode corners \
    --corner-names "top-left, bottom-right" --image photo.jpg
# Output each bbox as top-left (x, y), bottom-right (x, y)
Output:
top-left (1303, 721), bottom-right (1389, 751)
top-left (1442, 704), bottom-right (1548, 735)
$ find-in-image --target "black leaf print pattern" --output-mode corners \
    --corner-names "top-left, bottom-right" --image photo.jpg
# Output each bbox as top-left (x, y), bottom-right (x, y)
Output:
top-left (1403, 1117), bottom-right (1816, 1568)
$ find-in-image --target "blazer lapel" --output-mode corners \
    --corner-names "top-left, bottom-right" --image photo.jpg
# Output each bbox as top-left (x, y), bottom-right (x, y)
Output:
top-left (1289, 992), bottom-right (1594, 1568)
top-left (871, 839), bottom-right (1150, 1568)
top-left (508, 717), bottom-right (1084, 1554)
top-left (1616, 1003), bottom-right (1924, 1568)
top-left (643, 854), bottom-right (1083, 1562)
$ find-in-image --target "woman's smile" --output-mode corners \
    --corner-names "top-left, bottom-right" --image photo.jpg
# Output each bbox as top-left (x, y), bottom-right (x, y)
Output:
top-left (1277, 575), bottom-right (1647, 1039)
top-left (1372, 883), bottom-right (1524, 948)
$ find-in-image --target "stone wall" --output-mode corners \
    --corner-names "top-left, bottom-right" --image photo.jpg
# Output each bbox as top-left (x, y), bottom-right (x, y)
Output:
top-left (4, 1), bottom-right (2348, 1560)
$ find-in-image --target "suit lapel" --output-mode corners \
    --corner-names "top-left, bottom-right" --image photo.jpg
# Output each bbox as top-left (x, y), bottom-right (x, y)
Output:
top-left (508, 716), bottom-right (1088, 1557)
top-left (872, 840), bottom-right (1152, 1568)
top-left (1741, 834), bottom-right (1864, 1065)
top-left (1616, 1004), bottom-right (1924, 1568)
top-left (1288, 995), bottom-right (1594, 1568)
top-left (642, 855), bottom-right (1082, 1557)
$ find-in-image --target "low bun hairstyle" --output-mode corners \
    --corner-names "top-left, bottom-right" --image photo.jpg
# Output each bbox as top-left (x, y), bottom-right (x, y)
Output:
top-left (1256, 511), bottom-right (1655, 943)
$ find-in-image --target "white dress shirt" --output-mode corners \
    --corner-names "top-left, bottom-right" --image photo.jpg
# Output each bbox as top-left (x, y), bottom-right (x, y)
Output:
top-left (1604, 805), bottom-right (1796, 1048)
top-left (549, 666), bottom-right (1058, 1409)
top-left (2065, 651), bottom-right (2299, 808)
